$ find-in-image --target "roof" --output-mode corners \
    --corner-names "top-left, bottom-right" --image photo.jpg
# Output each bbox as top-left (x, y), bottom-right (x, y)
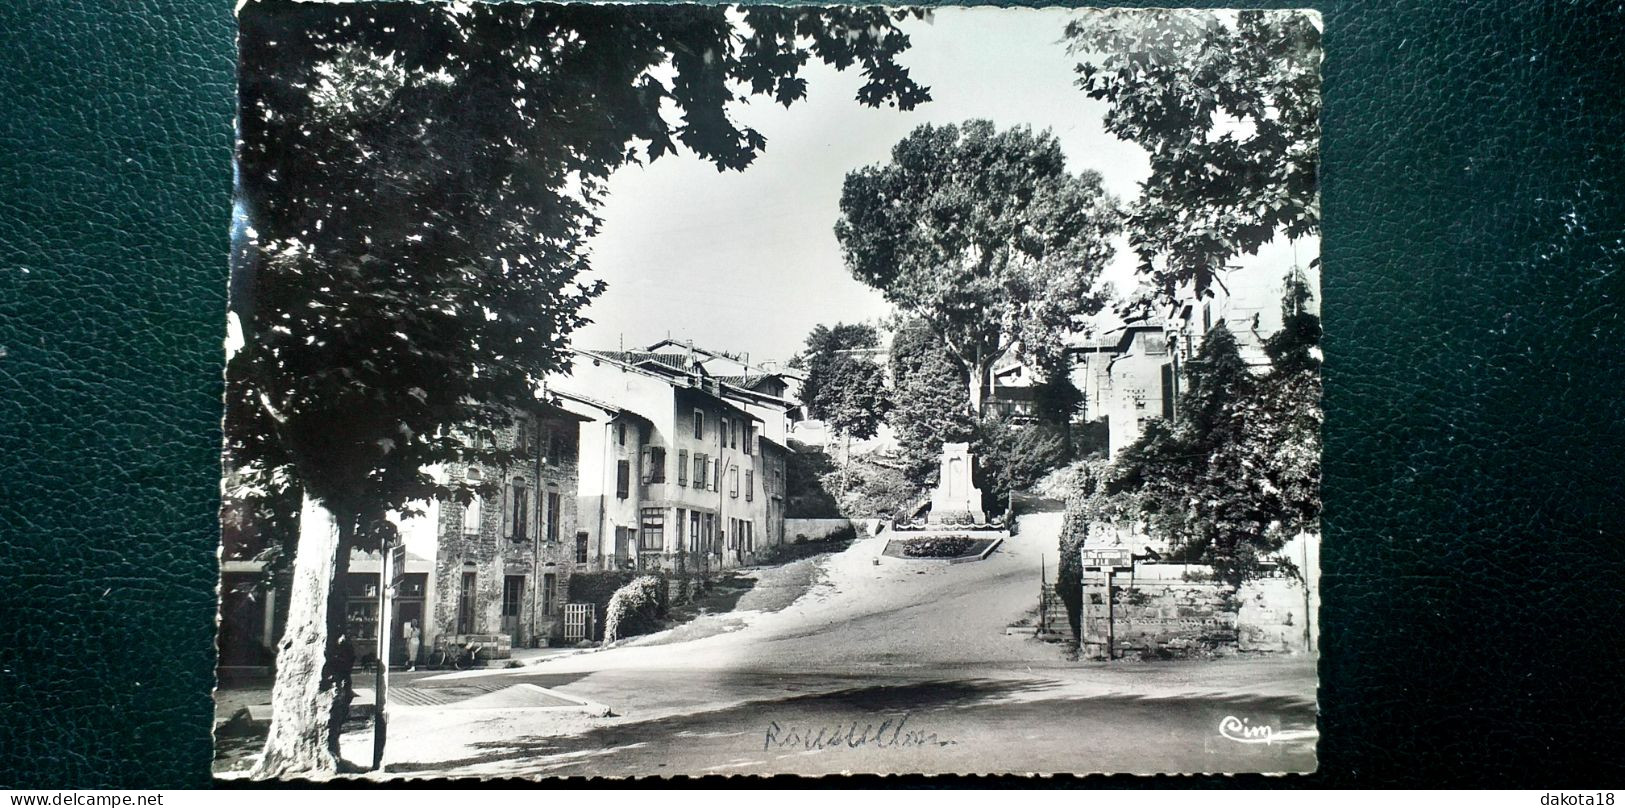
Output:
top-left (552, 388), bottom-right (654, 427)
top-left (592, 350), bottom-right (695, 373)
top-left (528, 396), bottom-right (594, 423)
top-left (578, 348), bottom-right (789, 414)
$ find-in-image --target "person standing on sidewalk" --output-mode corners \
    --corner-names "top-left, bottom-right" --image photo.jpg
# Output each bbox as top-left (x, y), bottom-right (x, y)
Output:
top-left (403, 619), bottom-right (421, 671)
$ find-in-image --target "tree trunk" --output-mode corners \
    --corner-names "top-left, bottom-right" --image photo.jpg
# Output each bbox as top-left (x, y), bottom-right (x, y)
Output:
top-left (251, 492), bottom-right (355, 779)
top-left (968, 354), bottom-right (994, 418)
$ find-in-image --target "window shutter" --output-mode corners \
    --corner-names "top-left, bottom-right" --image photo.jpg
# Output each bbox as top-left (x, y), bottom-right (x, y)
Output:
top-left (640, 447), bottom-right (652, 484)
top-left (713, 458), bottom-right (721, 491)
top-left (501, 484), bottom-right (513, 537)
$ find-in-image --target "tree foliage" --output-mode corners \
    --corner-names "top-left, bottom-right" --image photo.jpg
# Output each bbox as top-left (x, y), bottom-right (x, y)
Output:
top-left (814, 355), bottom-right (891, 441)
top-left (792, 322), bottom-right (881, 420)
top-left (1068, 276), bottom-right (1322, 587)
top-left (835, 120), bottom-right (1120, 412)
top-left (227, 1), bottom-right (928, 776)
top-left (888, 322), bottom-right (974, 486)
top-left (1066, 9), bottom-right (1321, 297)
top-left (972, 414), bottom-right (1070, 507)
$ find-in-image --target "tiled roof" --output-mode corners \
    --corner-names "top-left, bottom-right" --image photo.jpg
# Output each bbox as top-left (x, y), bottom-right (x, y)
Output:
top-left (590, 350), bottom-right (691, 371)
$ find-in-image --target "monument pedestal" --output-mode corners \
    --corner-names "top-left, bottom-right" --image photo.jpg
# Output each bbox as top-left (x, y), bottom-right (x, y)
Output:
top-left (928, 442), bottom-right (985, 524)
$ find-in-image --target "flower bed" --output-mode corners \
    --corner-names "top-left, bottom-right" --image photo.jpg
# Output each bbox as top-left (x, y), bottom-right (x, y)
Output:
top-left (900, 535), bottom-right (976, 558)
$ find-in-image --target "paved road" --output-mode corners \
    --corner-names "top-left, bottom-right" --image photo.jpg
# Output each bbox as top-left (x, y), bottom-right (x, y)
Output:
top-left (358, 514), bottom-right (1318, 777)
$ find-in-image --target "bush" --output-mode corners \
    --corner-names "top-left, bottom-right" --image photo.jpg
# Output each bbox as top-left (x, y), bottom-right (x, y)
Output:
top-left (567, 570), bottom-right (638, 640)
top-left (900, 536), bottom-right (975, 558)
top-left (603, 575), bottom-right (667, 643)
top-left (824, 457), bottom-right (920, 520)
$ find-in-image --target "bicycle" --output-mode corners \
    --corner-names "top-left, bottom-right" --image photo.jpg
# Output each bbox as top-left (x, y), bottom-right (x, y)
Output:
top-left (429, 640), bottom-right (480, 670)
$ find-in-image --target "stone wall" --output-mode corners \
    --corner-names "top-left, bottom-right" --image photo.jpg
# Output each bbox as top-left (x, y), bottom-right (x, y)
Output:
top-left (785, 517), bottom-right (855, 542)
top-left (1080, 563), bottom-right (1312, 660)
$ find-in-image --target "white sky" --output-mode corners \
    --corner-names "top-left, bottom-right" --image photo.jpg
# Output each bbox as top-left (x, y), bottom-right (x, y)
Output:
top-left (573, 7), bottom-right (1317, 365)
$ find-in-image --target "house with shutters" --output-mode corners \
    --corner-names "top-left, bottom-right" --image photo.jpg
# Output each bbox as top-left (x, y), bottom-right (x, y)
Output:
top-left (557, 343), bottom-right (792, 574)
top-left (415, 395), bottom-right (590, 652)
top-left (216, 392), bottom-right (589, 674)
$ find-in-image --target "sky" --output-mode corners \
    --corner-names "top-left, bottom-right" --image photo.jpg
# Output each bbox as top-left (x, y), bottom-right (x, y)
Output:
top-left (572, 7), bottom-right (1318, 366)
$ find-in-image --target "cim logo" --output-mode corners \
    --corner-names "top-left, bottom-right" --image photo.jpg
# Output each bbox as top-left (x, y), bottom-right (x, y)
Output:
top-left (1218, 715), bottom-right (1275, 745)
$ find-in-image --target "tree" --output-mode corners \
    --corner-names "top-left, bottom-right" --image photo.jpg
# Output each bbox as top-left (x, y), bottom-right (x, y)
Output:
top-left (792, 322), bottom-right (880, 420)
top-left (814, 355), bottom-right (891, 494)
top-left (1066, 9), bottom-right (1321, 297)
top-left (973, 413), bottom-right (1069, 508)
top-left (835, 120), bottom-right (1121, 414)
top-left (228, 1), bottom-right (928, 778)
top-left (888, 322), bottom-right (975, 486)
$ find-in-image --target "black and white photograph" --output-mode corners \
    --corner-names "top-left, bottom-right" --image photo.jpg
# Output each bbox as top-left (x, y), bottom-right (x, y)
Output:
top-left (214, 2), bottom-right (1322, 779)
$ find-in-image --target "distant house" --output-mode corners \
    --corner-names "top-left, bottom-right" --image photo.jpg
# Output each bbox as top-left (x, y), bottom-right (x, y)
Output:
top-left (558, 343), bottom-right (792, 573)
top-left (1068, 263), bottom-right (1314, 459)
top-left (1071, 319), bottom-right (1177, 459)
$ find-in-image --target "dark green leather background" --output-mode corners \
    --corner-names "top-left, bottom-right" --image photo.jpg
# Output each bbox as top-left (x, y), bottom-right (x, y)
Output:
top-left (3, 0), bottom-right (1623, 788)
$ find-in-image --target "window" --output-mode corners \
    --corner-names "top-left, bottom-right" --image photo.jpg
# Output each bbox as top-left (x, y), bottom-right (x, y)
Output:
top-left (517, 422), bottom-right (530, 455)
top-left (1160, 364), bottom-right (1176, 421)
top-left (639, 507), bottom-right (665, 551)
top-left (745, 521), bottom-right (754, 553)
top-left (457, 571), bottom-right (477, 634)
top-left (731, 420), bottom-right (739, 449)
top-left (713, 458), bottom-right (721, 491)
top-left (575, 531), bottom-right (589, 564)
top-left (677, 449), bottom-right (689, 486)
top-left (1203, 303), bottom-right (1212, 332)
top-left (544, 428), bottom-right (558, 465)
top-left (689, 510), bottom-right (702, 554)
top-left (643, 446), bottom-right (666, 484)
top-left (502, 575), bottom-right (524, 619)
top-left (462, 494), bottom-right (482, 534)
top-left (675, 508), bottom-right (686, 552)
top-left (510, 483), bottom-right (529, 539)
top-left (617, 422), bottom-right (626, 446)
top-left (744, 425), bottom-right (753, 455)
top-left (730, 467), bottom-right (739, 498)
top-left (616, 460), bottom-right (630, 499)
top-left (745, 470), bottom-right (753, 502)
top-left (546, 491), bottom-right (561, 543)
top-left (693, 409), bottom-right (704, 439)
top-left (542, 573), bottom-right (557, 616)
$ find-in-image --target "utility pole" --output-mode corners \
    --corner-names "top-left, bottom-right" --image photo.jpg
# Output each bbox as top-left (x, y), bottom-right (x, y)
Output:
top-left (372, 541), bottom-right (401, 771)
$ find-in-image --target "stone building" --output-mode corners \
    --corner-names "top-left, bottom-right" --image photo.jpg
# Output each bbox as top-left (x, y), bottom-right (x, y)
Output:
top-left (426, 398), bottom-right (589, 651)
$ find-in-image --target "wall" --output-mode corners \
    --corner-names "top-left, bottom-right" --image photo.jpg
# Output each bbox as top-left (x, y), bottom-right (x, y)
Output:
top-left (785, 517), bottom-right (855, 542)
top-left (1080, 562), bottom-right (1314, 660)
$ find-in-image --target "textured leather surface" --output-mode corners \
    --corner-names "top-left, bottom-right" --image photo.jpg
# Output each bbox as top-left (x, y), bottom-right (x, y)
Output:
top-left (3, 0), bottom-right (1624, 788)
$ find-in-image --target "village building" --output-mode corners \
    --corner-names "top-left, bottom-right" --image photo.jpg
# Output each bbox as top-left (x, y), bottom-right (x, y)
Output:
top-left (556, 343), bottom-right (792, 574)
top-left (216, 394), bottom-right (589, 675)
top-left (411, 398), bottom-right (591, 654)
top-left (1069, 264), bottom-right (1314, 459)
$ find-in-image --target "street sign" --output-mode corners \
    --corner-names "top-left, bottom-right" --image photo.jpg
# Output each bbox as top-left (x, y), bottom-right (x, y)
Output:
top-left (1081, 548), bottom-right (1133, 570)
top-left (389, 542), bottom-right (406, 587)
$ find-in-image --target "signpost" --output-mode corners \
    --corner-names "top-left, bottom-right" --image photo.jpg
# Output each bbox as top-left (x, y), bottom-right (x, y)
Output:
top-left (372, 541), bottom-right (403, 771)
top-left (1080, 548), bottom-right (1135, 660)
